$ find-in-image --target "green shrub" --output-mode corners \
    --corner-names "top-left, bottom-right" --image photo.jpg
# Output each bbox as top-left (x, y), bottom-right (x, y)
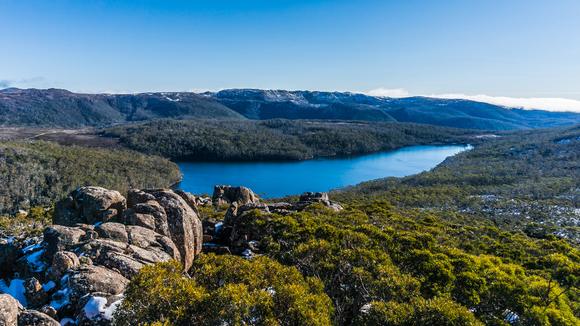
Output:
top-left (115, 255), bottom-right (333, 326)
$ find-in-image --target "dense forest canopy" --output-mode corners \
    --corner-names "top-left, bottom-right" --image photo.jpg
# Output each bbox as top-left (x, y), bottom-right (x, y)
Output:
top-left (103, 119), bottom-right (479, 161)
top-left (0, 141), bottom-right (181, 214)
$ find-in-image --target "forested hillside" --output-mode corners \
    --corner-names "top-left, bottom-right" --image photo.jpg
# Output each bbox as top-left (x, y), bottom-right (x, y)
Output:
top-left (0, 88), bottom-right (243, 127)
top-left (213, 89), bottom-right (580, 130)
top-left (103, 119), bottom-right (477, 161)
top-left (338, 125), bottom-right (580, 243)
top-left (0, 141), bottom-right (181, 214)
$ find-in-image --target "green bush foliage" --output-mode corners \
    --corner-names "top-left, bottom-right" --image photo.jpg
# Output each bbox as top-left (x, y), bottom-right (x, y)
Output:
top-left (230, 200), bottom-right (579, 325)
top-left (116, 255), bottom-right (333, 326)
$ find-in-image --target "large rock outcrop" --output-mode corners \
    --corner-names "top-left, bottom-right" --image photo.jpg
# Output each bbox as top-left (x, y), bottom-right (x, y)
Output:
top-left (295, 192), bottom-right (343, 212)
top-left (1, 185), bottom-right (342, 325)
top-left (212, 185), bottom-right (259, 207)
top-left (124, 189), bottom-right (206, 261)
top-left (2, 187), bottom-right (203, 325)
top-left (53, 187), bottom-right (126, 226)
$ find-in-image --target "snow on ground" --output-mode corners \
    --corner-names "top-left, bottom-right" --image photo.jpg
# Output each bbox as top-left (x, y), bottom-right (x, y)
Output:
top-left (42, 280), bottom-right (56, 292)
top-left (22, 242), bottom-right (42, 253)
top-left (60, 318), bottom-right (75, 326)
top-left (84, 296), bottom-right (108, 319)
top-left (83, 295), bottom-right (124, 320)
top-left (50, 275), bottom-right (71, 310)
top-left (26, 249), bottom-right (47, 272)
top-left (0, 278), bottom-right (27, 306)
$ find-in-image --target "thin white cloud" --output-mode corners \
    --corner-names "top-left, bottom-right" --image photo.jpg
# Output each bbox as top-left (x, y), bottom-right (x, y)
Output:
top-left (366, 88), bottom-right (410, 98)
top-left (365, 88), bottom-right (580, 113)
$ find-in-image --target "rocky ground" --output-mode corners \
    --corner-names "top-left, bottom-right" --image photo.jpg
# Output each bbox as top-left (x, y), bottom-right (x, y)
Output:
top-left (0, 185), bottom-right (342, 325)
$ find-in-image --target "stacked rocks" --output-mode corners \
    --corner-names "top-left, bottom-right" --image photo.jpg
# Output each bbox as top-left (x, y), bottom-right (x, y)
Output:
top-left (0, 186), bottom-right (203, 325)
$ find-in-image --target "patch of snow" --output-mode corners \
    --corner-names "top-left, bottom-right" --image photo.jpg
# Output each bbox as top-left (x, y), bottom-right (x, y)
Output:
top-left (50, 286), bottom-right (71, 310)
top-left (360, 303), bottom-right (372, 314)
top-left (26, 249), bottom-right (47, 272)
top-left (0, 236), bottom-right (15, 244)
top-left (83, 296), bottom-right (123, 320)
top-left (22, 242), bottom-right (42, 253)
top-left (42, 281), bottom-right (56, 292)
top-left (241, 249), bottom-right (254, 259)
top-left (103, 298), bottom-right (123, 320)
top-left (504, 310), bottom-right (519, 324)
top-left (214, 222), bottom-right (223, 236)
top-left (84, 296), bottom-right (108, 319)
top-left (164, 95), bottom-right (180, 102)
top-left (0, 278), bottom-right (27, 306)
top-left (60, 317), bottom-right (75, 326)
top-left (265, 287), bottom-right (276, 296)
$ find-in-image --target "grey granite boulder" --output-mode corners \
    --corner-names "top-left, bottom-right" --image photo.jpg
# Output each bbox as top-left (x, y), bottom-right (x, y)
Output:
top-left (212, 185), bottom-right (259, 207)
top-left (0, 294), bottom-right (21, 326)
top-left (17, 310), bottom-right (59, 326)
top-left (54, 187), bottom-right (126, 226)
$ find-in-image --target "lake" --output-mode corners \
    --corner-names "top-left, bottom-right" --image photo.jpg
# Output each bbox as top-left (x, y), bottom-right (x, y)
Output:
top-left (176, 145), bottom-right (470, 198)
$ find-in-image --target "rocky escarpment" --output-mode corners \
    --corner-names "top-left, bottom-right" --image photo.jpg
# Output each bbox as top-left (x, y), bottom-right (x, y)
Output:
top-left (0, 186), bottom-right (203, 325)
top-left (0, 185), bottom-right (343, 325)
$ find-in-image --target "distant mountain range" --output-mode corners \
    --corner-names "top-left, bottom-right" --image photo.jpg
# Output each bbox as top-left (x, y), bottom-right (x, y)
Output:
top-left (0, 88), bottom-right (243, 127)
top-left (1, 87), bottom-right (579, 130)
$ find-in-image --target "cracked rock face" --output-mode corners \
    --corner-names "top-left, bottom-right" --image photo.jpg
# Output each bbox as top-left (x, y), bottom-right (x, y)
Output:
top-left (132, 189), bottom-right (203, 270)
top-left (212, 185), bottom-right (260, 207)
top-left (53, 187), bottom-right (127, 226)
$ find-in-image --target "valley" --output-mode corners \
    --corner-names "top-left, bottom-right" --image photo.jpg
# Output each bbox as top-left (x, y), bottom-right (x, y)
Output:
top-left (0, 88), bottom-right (578, 325)
top-left (3, 2), bottom-right (579, 325)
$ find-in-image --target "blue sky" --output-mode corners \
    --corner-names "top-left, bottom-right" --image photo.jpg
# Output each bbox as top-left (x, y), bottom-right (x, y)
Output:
top-left (1, 0), bottom-right (580, 110)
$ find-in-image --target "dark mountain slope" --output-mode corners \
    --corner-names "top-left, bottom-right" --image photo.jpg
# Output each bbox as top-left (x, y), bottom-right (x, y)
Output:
top-left (382, 96), bottom-right (580, 130)
top-left (0, 88), bottom-right (244, 127)
top-left (213, 89), bottom-right (580, 130)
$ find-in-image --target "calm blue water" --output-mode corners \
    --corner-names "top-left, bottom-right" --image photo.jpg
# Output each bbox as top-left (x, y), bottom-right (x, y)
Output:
top-left (176, 145), bottom-right (470, 198)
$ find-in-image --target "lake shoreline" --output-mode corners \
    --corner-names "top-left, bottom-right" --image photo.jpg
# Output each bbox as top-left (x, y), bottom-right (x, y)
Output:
top-left (170, 142), bottom-right (471, 164)
top-left (175, 144), bottom-right (472, 198)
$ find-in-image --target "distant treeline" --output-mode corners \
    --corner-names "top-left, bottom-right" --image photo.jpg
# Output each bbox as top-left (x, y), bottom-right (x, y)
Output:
top-left (102, 119), bottom-right (478, 161)
top-left (0, 141), bottom-right (181, 214)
